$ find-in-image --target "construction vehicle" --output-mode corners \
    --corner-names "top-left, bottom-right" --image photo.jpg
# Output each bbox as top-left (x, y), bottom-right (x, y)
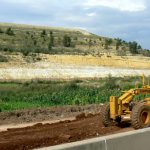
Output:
top-left (102, 75), bottom-right (150, 129)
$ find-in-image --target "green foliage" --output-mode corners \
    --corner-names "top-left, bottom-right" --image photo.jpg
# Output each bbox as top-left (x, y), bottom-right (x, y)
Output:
top-left (116, 38), bottom-right (122, 50)
top-left (137, 45), bottom-right (142, 49)
top-left (117, 49), bottom-right (126, 56)
top-left (0, 77), bottom-right (149, 112)
top-left (26, 31), bottom-right (30, 35)
top-left (33, 40), bottom-right (37, 46)
top-left (140, 49), bottom-right (150, 57)
top-left (48, 41), bottom-right (52, 50)
top-left (50, 31), bottom-right (54, 46)
top-left (57, 37), bottom-right (62, 45)
top-left (0, 28), bottom-right (4, 33)
top-left (6, 27), bottom-right (14, 36)
top-left (129, 41), bottom-right (138, 54)
top-left (0, 24), bottom-right (149, 56)
top-left (0, 55), bottom-right (8, 62)
top-left (105, 75), bottom-right (120, 89)
top-left (88, 39), bottom-right (93, 49)
top-left (41, 30), bottom-right (46, 37)
top-left (63, 35), bottom-right (71, 47)
top-left (105, 39), bottom-right (112, 49)
top-left (22, 49), bottom-right (30, 56)
top-left (74, 37), bottom-right (78, 40)
top-left (105, 39), bottom-right (113, 45)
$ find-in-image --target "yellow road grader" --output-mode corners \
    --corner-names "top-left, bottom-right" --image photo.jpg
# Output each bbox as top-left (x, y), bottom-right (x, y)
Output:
top-left (102, 76), bottom-right (150, 129)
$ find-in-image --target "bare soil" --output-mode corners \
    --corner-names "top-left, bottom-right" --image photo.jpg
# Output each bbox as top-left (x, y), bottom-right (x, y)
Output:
top-left (0, 105), bottom-right (102, 125)
top-left (0, 114), bottom-right (132, 150)
top-left (0, 105), bottom-right (132, 150)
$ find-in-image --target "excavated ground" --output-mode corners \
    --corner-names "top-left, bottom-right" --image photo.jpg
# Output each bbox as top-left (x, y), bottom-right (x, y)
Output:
top-left (0, 111), bottom-right (132, 150)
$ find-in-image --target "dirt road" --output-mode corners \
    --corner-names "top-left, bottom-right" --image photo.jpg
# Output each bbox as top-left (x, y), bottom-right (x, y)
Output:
top-left (0, 113), bottom-right (133, 150)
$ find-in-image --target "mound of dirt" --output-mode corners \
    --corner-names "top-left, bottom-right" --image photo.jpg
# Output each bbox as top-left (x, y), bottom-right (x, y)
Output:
top-left (0, 113), bottom-right (131, 150)
top-left (0, 105), bottom-right (102, 125)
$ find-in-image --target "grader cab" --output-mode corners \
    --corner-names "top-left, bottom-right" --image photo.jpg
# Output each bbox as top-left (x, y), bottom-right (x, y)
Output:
top-left (102, 76), bottom-right (150, 129)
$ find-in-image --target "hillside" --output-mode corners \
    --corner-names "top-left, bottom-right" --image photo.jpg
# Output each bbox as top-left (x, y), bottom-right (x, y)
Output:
top-left (0, 52), bottom-right (150, 81)
top-left (0, 22), bottom-right (149, 57)
top-left (0, 23), bottom-right (150, 81)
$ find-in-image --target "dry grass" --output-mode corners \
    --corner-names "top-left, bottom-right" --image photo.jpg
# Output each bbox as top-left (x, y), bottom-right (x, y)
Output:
top-left (45, 54), bottom-right (150, 69)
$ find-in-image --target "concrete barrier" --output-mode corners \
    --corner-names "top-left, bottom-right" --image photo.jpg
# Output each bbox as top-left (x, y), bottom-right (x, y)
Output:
top-left (38, 128), bottom-right (150, 150)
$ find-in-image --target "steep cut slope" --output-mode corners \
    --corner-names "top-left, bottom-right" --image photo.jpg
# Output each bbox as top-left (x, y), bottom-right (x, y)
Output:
top-left (0, 52), bottom-right (150, 81)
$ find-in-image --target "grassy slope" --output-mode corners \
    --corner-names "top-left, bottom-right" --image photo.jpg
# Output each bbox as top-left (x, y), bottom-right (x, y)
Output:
top-left (0, 22), bottom-right (131, 56)
top-left (0, 23), bottom-right (150, 70)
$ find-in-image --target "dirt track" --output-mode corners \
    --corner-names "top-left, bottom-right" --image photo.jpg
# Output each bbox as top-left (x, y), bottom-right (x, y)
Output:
top-left (0, 105), bottom-right (102, 125)
top-left (0, 113), bottom-right (132, 150)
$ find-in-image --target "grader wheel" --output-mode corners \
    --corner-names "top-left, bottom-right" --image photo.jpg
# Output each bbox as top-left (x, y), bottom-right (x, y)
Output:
top-left (131, 102), bottom-right (150, 129)
top-left (102, 104), bottom-right (113, 127)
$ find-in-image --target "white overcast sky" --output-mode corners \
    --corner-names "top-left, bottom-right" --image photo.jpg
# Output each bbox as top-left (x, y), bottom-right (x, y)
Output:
top-left (0, 0), bottom-right (150, 49)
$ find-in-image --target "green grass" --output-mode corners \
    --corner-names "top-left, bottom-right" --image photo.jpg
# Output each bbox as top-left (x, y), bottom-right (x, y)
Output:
top-left (0, 77), bottom-right (150, 112)
top-left (1, 22), bottom-right (147, 57)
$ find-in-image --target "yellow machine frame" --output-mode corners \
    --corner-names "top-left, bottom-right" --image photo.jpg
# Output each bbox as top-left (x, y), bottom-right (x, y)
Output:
top-left (110, 85), bottom-right (150, 120)
top-left (103, 75), bottom-right (150, 129)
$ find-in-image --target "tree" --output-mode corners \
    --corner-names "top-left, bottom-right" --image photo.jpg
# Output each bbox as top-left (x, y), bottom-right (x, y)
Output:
top-left (33, 40), bottom-right (37, 46)
top-left (137, 44), bottom-right (142, 49)
top-left (63, 35), bottom-right (71, 47)
top-left (142, 49), bottom-right (150, 57)
top-left (48, 41), bottom-right (52, 50)
top-left (74, 37), bottom-right (78, 41)
top-left (0, 28), bottom-right (3, 33)
top-left (115, 38), bottom-right (122, 50)
top-left (57, 37), bottom-right (62, 45)
top-left (117, 49), bottom-right (126, 56)
top-left (6, 27), bottom-right (14, 36)
top-left (50, 31), bottom-right (54, 46)
top-left (129, 41), bottom-right (138, 54)
top-left (105, 39), bottom-right (112, 49)
top-left (41, 30), bottom-right (46, 37)
top-left (88, 39), bottom-right (92, 49)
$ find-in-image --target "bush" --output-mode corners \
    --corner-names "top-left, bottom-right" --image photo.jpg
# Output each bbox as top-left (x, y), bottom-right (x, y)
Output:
top-left (6, 28), bottom-right (15, 36)
top-left (117, 49), bottom-right (126, 56)
top-left (48, 41), bottom-right (52, 50)
top-left (0, 55), bottom-right (8, 62)
top-left (105, 74), bottom-right (120, 89)
top-left (22, 49), bottom-right (30, 56)
top-left (63, 35), bottom-right (71, 47)
top-left (0, 28), bottom-right (4, 33)
top-left (128, 41), bottom-right (138, 54)
top-left (41, 30), bottom-right (46, 37)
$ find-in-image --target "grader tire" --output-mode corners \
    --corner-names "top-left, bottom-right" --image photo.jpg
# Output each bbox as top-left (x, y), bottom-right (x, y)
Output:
top-left (131, 102), bottom-right (150, 129)
top-left (102, 104), bottom-right (113, 127)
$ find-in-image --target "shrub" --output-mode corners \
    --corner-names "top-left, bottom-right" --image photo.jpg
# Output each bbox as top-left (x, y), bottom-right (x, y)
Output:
top-left (6, 28), bottom-right (15, 36)
top-left (48, 42), bottom-right (52, 50)
top-left (128, 41), bottom-right (138, 54)
top-left (50, 31), bottom-right (54, 46)
top-left (105, 74), bottom-right (120, 89)
top-left (22, 49), bottom-right (30, 56)
top-left (0, 28), bottom-right (4, 33)
top-left (63, 35), bottom-right (71, 47)
top-left (0, 55), bottom-right (8, 62)
top-left (41, 30), bottom-right (46, 37)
